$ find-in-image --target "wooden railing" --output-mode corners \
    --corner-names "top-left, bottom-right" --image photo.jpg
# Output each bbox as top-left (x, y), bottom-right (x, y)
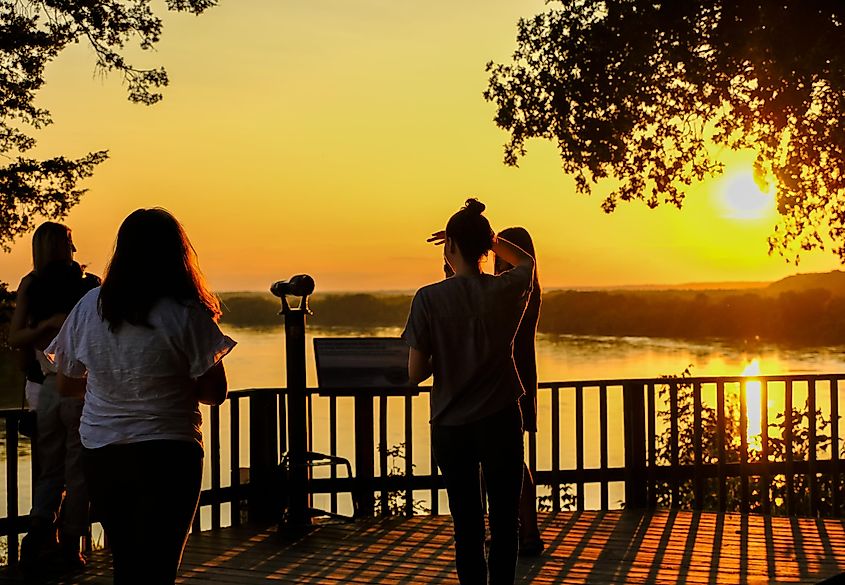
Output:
top-left (3, 373), bottom-right (845, 565)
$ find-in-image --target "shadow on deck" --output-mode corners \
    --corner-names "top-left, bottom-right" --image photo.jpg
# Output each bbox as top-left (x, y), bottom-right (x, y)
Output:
top-left (4, 510), bottom-right (845, 584)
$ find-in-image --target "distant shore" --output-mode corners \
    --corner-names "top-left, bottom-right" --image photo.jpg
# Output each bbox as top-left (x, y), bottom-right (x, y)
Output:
top-left (219, 271), bottom-right (845, 345)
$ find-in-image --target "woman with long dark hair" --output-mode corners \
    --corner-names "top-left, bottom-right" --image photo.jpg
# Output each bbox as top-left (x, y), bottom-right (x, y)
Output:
top-left (494, 227), bottom-right (544, 556)
top-left (46, 208), bottom-right (236, 585)
top-left (9, 222), bottom-right (99, 574)
top-left (403, 199), bottom-right (535, 585)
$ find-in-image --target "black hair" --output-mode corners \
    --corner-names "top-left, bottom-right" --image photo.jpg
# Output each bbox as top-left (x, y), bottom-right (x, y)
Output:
top-left (98, 208), bottom-right (221, 331)
top-left (445, 198), bottom-right (494, 265)
top-left (496, 226), bottom-right (541, 294)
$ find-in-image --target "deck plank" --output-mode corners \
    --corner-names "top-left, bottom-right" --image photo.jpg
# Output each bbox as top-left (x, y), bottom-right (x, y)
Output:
top-left (3, 511), bottom-right (845, 584)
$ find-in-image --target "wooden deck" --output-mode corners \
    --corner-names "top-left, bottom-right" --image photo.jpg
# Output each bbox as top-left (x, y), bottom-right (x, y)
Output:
top-left (5, 510), bottom-right (845, 584)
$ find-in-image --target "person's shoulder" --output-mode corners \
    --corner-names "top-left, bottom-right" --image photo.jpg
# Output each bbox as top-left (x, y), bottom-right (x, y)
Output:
top-left (415, 278), bottom-right (456, 299)
top-left (76, 287), bottom-right (101, 310)
top-left (17, 272), bottom-right (36, 292)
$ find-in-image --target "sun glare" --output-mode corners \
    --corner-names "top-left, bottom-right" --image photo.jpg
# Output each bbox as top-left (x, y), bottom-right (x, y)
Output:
top-left (719, 170), bottom-right (775, 220)
top-left (742, 360), bottom-right (763, 451)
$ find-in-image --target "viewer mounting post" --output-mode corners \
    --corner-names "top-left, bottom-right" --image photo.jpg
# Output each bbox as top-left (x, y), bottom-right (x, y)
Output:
top-left (271, 275), bottom-right (315, 529)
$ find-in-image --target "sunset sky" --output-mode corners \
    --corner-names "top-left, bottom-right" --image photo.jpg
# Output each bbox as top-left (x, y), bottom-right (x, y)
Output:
top-left (0, 0), bottom-right (841, 292)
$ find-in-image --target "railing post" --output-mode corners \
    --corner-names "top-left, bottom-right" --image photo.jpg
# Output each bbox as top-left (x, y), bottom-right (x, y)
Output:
top-left (623, 383), bottom-right (648, 509)
top-left (354, 395), bottom-right (376, 517)
top-left (248, 391), bottom-right (278, 524)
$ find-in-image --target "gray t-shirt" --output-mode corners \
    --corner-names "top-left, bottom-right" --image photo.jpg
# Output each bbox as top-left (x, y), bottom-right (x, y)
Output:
top-left (402, 264), bottom-right (533, 426)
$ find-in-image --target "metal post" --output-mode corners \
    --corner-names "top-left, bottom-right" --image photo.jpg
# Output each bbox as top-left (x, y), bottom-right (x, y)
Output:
top-left (271, 275), bottom-right (315, 529)
top-left (284, 304), bottom-right (310, 527)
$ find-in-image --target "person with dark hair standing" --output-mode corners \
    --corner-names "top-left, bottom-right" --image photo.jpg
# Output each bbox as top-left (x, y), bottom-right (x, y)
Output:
top-left (403, 198), bottom-right (535, 585)
top-left (9, 222), bottom-right (100, 574)
top-left (46, 208), bottom-right (236, 585)
top-left (494, 227), bottom-right (544, 556)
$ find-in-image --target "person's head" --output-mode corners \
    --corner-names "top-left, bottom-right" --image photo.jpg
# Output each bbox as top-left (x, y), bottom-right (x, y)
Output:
top-left (495, 226), bottom-right (540, 290)
top-left (98, 208), bottom-right (221, 331)
top-left (32, 222), bottom-right (74, 273)
top-left (444, 198), bottom-right (494, 272)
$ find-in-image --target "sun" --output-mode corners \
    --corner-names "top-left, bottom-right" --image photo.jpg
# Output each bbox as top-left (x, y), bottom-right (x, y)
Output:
top-left (718, 170), bottom-right (775, 220)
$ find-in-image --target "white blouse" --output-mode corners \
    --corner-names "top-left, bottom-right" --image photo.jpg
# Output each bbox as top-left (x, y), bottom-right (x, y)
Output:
top-left (46, 288), bottom-right (236, 449)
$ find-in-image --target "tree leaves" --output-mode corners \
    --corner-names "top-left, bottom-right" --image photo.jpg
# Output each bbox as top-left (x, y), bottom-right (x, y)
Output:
top-left (0, 0), bottom-right (217, 247)
top-left (486, 1), bottom-right (845, 261)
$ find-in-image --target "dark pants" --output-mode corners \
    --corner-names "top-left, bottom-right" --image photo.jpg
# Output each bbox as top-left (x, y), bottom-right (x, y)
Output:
top-left (82, 440), bottom-right (203, 585)
top-left (432, 405), bottom-right (524, 585)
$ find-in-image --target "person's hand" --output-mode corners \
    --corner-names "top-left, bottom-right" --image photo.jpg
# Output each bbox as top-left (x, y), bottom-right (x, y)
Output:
top-left (427, 230), bottom-right (446, 246)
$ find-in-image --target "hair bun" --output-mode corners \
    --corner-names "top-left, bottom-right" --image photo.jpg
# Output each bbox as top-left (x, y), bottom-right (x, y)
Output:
top-left (463, 198), bottom-right (485, 215)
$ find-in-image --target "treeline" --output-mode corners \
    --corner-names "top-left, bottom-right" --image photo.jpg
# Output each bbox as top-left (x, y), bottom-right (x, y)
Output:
top-left (540, 288), bottom-right (845, 344)
top-left (218, 288), bottom-right (845, 345)
top-left (219, 293), bottom-right (411, 329)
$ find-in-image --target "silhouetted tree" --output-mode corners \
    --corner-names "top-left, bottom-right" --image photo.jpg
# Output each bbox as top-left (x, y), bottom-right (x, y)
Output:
top-left (0, 0), bottom-right (217, 251)
top-left (486, 1), bottom-right (845, 260)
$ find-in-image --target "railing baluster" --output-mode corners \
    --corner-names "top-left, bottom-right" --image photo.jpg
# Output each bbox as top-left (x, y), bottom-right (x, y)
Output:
top-left (575, 385), bottom-right (584, 511)
top-left (832, 377), bottom-right (840, 516)
top-left (669, 381), bottom-right (679, 509)
top-left (809, 379), bottom-right (818, 516)
top-left (379, 395), bottom-right (389, 516)
top-left (600, 384), bottom-right (608, 510)
top-left (785, 379), bottom-right (794, 515)
top-left (330, 395), bottom-right (338, 515)
top-left (404, 393), bottom-right (413, 517)
top-left (647, 383), bottom-right (656, 509)
top-left (7, 414), bottom-right (20, 566)
top-left (717, 380), bottom-right (727, 513)
top-left (230, 398), bottom-right (241, 527)
top-left (693, 382), bottom-right (703, 510)
top-left (740, 380), bottom-right (749, 514)
top-left (761, 381), bottom-right (770, 515)
top-left (551, 385), bottom-right (560, 512)
top-left (210, 404), bottom-right (221, 530)
top-left (430, 442), bottom-right (439, 515)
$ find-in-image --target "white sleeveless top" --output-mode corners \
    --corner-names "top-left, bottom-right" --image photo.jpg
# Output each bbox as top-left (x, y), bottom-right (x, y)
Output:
top-left (45, 288), bottom-right (236, 449)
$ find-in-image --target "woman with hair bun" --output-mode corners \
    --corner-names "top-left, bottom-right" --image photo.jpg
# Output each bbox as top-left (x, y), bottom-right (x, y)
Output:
top-left (403, 198), bottom-right (535, 585)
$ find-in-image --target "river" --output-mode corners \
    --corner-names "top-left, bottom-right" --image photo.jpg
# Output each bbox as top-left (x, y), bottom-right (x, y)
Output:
top-left (2, 325), bottom-right (845, 529)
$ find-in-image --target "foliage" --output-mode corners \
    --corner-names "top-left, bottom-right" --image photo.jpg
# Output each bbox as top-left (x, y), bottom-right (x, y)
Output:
top-left (537, 483), bottom-right (576, 512)
top-left (0, 282), bottom-right (14, 346)
top-left (0, 0), bottom-right (216, 249)
top-left (377, 442), bottom-right (430, 516)
top-left (486, 1), bottom-right (845, 260)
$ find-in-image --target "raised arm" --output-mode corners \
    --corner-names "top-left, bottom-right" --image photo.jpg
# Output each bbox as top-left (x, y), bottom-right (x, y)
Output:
top-left (492, 236), bottom-right (535, 271)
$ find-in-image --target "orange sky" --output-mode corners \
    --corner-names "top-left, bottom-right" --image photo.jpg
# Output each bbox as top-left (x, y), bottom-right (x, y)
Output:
top-left (0, 0), bottom-right (841, 292)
